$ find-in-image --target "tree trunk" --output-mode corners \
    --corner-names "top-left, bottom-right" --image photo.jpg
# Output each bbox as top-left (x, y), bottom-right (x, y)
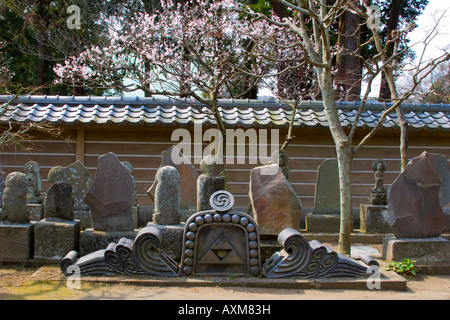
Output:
top-left (337, 142), bottom-right (353, 256)
top-left (379, 0), bottom-right (402, 101)
top-left (336, 2), bottom-right (362, 101)
top-left (318, 68), bottom-right (353, 255)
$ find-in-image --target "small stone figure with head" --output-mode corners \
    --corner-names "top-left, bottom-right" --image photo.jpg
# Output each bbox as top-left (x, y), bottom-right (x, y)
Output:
top-left (24, 161), bottom-right (43, 204)
top-left (369, 159), bottom-right (387, 205)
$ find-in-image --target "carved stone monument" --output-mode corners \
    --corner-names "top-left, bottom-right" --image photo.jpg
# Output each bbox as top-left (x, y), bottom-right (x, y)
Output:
top-left (147, 145), bottom-right (198, 211)
top-left (153, 166), bottom-right (180, 225)
top-left (48, 161), bottom-right (93, 229)
top-left (181, 191), bottom-right (262, 277)
top-left (0, 172), bottom-right (34, 261)
top-left (305, 159), bottom-right (341, 232)
top-left (81, 153), bottom-right (137, 256)
top-left (34, 181), bottom-right (80, 260)
top-left (360, 159), bottom-right (391, 234)
top-left (85, 152), bottom-right (135, 231)
top-left (25, 161), bottom-right (44, 221)
top-left (263, 228), bottom-right (372, 278)
top-left (61, 225), bottom-right (179, 277)
top-left (197, 155), bottom-right (225, 212)
top-left (249, 164), bottom-right (302, 235)
top-left (383, 152), bottom-right (450, 266)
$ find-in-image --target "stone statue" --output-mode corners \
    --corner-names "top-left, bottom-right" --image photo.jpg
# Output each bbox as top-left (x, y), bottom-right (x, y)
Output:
top-left (24, 161), bottom-right (42, 204)
top-left (153, 165), bottom-right (180, 225)
top-left (369, 159), bottom-right (387, 206)
top-left (1, 172), bottom-right (29, 223)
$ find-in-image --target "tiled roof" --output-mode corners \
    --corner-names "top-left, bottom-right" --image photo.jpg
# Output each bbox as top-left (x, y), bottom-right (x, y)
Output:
top-left (1, 95), bottom-right (449, 131)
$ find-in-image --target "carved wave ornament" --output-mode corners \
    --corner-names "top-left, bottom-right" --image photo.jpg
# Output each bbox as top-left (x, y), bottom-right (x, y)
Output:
top-left (60, 191), bottom-right (373, 279)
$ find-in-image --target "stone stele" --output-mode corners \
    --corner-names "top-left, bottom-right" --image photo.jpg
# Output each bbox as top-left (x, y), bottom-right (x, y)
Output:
top-left (147, 145), bottom-right (198, 209)
top-left (153, 165), bottom-right (181, 225)
top-left (387, 151), bottom-right (446, 238)
top-left (249, 164), bottom-right (302, 235)
top-left (44, 181), bottom-right (74, 221)
top-left (197, 155), bottom-right (225, 212)
top-left (84, 152), bottom-right (134, 231)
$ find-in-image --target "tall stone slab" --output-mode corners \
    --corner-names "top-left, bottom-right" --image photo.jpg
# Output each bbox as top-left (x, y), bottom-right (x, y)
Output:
top-left (387, 152), bottom-right (446, 238)
top-left (147, 145), bottom-right (198, 209)
top-left (249, 164), bottom-right (302, 235)
top-left (197, 155), bottom-right (225, 212)
top-left (84, 152), bottom-right (134, 231)
top-left (48, 161), bottom-right (93, 229)
top-left (305, 159), bottom-right (341, 232)
top-left (34, 180), bottom-right (80, 260)
top-left (153, 166), bottom-right (181, 225)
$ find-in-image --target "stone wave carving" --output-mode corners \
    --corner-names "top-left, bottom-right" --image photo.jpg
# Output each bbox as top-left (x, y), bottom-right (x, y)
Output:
top-left (262, 228), bottom-right (371, 278)
top-left (60, 226), bottom-right (178, 277)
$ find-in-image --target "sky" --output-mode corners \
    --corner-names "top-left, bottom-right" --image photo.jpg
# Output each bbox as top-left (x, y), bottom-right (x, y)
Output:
top-left (124, 0), bottom-right (450, 99)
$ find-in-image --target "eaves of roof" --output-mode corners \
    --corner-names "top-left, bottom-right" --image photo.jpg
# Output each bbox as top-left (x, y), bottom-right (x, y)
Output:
top-left (1, 95), bottom-right (449, 131)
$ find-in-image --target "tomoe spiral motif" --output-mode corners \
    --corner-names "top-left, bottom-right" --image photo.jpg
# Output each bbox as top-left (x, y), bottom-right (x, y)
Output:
top-left (209, 190), bottom-right (234, 212)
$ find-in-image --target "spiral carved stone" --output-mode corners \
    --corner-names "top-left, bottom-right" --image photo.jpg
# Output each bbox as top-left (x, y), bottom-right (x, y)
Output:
top-left (263, 228), bottom-right (371, 278)
top-left (132, 226), bottom-right (179, 276)
top-left (60, 226), bottom-right (178, 277)
top-left (209, 190), bottom-right (234, 212)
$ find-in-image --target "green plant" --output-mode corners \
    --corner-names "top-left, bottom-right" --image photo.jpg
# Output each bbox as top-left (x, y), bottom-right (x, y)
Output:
top-left (386, 258), bottom-right (418, 279)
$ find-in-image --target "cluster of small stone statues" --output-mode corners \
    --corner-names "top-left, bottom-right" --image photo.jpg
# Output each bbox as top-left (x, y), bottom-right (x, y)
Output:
top-left (0, 146), bottom-right (449, 279)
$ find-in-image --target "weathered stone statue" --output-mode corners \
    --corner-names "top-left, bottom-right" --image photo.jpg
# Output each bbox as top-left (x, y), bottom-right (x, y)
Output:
top-left (369, 159), bottom-right (387, 206)
top-left (0, 172), bottom-right (34, 261)
top-left (153, 165), bottom-right (180, 225)
top-left (0, 172), bottom-right (29, 223)
top-left (24, 161), bottom-right (43, 204)
top-left (197, 155), bottom-right (225, 212)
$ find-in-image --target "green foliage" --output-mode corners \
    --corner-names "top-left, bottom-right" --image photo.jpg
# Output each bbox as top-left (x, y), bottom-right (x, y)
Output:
top-left (386, 258), bottom-right (418, 278)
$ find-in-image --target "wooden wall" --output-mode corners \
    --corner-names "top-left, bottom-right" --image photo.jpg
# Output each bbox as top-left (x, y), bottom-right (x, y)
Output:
top-left (1, 124), bottom-right (449, 213)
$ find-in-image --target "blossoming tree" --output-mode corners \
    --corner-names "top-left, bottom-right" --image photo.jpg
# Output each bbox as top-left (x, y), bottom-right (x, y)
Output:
top-left (54, 0), bottom-right (269, 155)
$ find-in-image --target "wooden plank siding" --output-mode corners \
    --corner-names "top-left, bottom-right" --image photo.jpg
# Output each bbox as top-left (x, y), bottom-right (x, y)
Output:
top-left (1, 125), bottom-right (449, 213)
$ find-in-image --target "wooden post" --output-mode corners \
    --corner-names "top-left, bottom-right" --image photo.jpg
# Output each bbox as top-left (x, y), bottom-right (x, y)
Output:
top-left (76, 128), bottom-right (85, 163)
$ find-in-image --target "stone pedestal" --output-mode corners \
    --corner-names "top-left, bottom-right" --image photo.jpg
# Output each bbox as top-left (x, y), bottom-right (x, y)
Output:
top-left (28, 204), bottom-right (44, 222)
top-left (360, 204), bottom-right (391, 234)
top-left (382, 237), bottom-right (450, 265)
top-left (34, 218), bottom-right (80, 260)
top-left (146, 222), bottom-right (185, 262)
top-left (0, 223), bottom-right (34, 261)
top-left (79, 228), bottom-right (139, 256)
top-left (305, 213), bottom-right (340, 233)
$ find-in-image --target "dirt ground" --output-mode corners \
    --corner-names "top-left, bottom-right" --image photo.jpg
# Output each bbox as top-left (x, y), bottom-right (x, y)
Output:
top-left (0, 264), bottom-right (449, 300)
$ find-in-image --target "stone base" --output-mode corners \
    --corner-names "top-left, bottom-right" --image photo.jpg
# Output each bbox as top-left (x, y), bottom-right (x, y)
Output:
top-left (383, 237), bottom-right (450, 265)
top-left (28, 204), bottom-right (44, 222)
top-left (0, 222), bottom-right (34, 261)
top-left (79, 228), bottom-right (139, 256)
top-left (74, 210), bottom-right (92, 230)
top-left (34, 218), bottom-right (80, 261)
top-left (360, 204), bottom-right (391, 234)
top-left (305, 213), bottom-right (340, 233)
top-left (146, 222), bottom-right (185, 262)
